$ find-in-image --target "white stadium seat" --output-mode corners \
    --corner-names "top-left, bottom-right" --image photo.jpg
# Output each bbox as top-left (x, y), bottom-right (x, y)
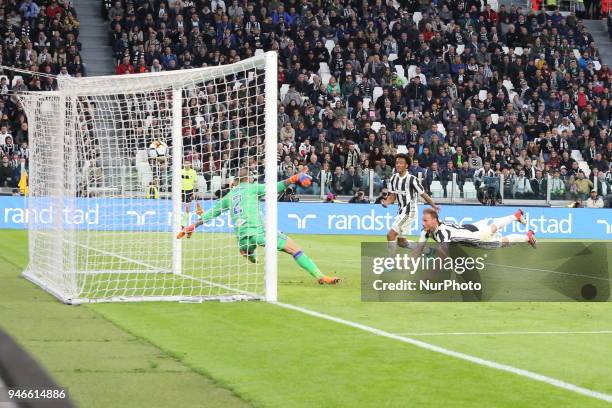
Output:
top-left (372, 86), bottom-right (383, 102)
top-left (362, 97), bottom-right (371, 110)
top-left (395, 65), bottom-right (405, 78)
top-left (463, 181), bottom-right (477, 199)
top-left (571, 150), bottom-right (584, 161)
top-left (413, 12), bottom-right (422, 25)
top-left (319, 62), bottom-right (330, 74)
top-left (430, 180), bottom-right (444, 198)
top-left (325, 39), bottom-right (335, 55)
top-left (280, 84), bottom-right (290, 102)
top-left (388, 53), bottom-right (398, 62)
top-left (371, 121), bottom-right (382, 133)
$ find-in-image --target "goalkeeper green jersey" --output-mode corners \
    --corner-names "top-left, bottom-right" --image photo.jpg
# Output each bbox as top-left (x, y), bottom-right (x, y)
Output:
top-left (200, 182), bottom-right (286, 236)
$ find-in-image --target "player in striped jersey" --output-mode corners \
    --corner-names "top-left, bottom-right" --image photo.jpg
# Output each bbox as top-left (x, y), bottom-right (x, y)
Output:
top-left (381, 154), bottom-right (439, 253)
top-left (415, 208), bottom-right (537, 258)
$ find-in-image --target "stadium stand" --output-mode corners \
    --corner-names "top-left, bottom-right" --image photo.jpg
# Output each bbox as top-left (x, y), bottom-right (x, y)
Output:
top-left (0, 0), bottom-right (84, 193)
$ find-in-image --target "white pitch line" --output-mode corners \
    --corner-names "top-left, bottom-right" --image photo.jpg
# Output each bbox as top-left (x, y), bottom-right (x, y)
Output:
top-left (395, 330), bottom-right (612, 336)
top-left (274, 301), bottom-right (612, 404)
top-left (486, 262), bottom-right (611, 282)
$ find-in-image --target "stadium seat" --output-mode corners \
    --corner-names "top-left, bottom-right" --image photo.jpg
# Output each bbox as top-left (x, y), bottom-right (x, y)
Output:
top-left (197, 176), bottom-right (207, 193)
top-left (489, 0), bottom-right (499, 10)
top-left (371, 121), bottom-right (382, 133)
top-left (571, 150), bottom-right (584, 161)
top-left (514, 47), bottom-right (524, 56)
top-left (457, 44), bottom-right (465, 55)
top-left (407, 65), bottom-right (417, 81)
top-left (395, 65), bottom-right (405, 78)
top-left (502, 80), bottom-right (514, 90)
top-left (491, 114), bottom-right (499, 124)
top-left (437, 122), bottom-right (446, 137)
top-left (594, 61), bottom-right (601, 70)
top-left (430, 181), bottom-right (444, 198)
top-left (211, 175), bottom-right (222, 194)
top-left (478, 90), bottom-right (487, 101)
top-left (502, 46), bottom-right (509, 54)
top-left (362, 97), bottom-right (371, 109)
top-left (319, 62), bottom-right (330, 74)
top-left (578, 161), bottom-right (591, 177)
top-left (280, 84), bottom-right (290, 101)
top-left (373, 87), bottom-right (383, 102)
top-left (321, 73), bottom-right (332, 86)
top-left (325, 39), bottom-right (335, 55)
top-left (413, 12), bottom-right (422, 25)
top-left (135, 150), bottom-right (153, 189)
top-left (463, 181), bottom-right (477, 198)
top-left (573, 49), bottom-right (581, 60)
top-left (396, 145), bottom-right (408, 154)
top-left (388, 53), bottom-right (398, 62)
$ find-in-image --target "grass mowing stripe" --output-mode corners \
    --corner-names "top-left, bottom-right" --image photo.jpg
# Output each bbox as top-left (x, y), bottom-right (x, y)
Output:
top-left (274, 301), bottom-right (612, 404)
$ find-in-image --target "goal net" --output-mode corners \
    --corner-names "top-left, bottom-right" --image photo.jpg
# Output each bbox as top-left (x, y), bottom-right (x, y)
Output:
top-left (18, 52), bottom-right (278, 304)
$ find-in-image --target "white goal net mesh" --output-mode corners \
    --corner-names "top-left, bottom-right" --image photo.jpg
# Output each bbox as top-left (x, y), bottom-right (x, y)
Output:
top-left (18, 52), bottom-right (278, 304)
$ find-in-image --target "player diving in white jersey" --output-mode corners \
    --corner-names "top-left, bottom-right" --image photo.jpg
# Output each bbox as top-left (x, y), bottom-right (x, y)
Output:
top-left (414, 208), bottom-right (537, 258)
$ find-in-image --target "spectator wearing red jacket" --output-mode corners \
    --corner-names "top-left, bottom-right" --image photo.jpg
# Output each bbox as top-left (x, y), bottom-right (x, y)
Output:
top-left (115, 56), bottom-right (134, 75)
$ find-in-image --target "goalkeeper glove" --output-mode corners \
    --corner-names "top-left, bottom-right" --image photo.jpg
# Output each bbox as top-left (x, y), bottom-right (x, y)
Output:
top-left (288, 171), bottom-right (312, 187)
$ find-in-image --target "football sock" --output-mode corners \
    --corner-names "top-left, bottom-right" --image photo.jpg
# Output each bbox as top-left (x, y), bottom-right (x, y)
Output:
top-left (492, 215), bottom-right (515, 231)
top-left (181, 212), bottom-right (189, 227)
top-left (293, 251), bottom-right (323, 279)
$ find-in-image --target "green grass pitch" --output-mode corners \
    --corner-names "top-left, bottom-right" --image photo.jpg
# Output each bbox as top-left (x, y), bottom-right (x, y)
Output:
top-left (1, 229), bottom-right (612, 407)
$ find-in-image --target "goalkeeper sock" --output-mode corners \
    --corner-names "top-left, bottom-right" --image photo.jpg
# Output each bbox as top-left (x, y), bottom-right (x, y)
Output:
top-left (181, 212), bottom-right (189, 227)
top-left (492, 215), bottom-right (514, 232)
top-left (293, 251), bottom-right (323, 279)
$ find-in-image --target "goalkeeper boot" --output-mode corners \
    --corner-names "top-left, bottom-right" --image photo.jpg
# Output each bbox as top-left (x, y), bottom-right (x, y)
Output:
top-left (527, 230), bottom-right (537, 248)
top-left (318, 275), bottom-right (341, 285)
top-left (514, 208), bottom-right (527, 225)
top-left (177, 224), bottom-right (196, 239)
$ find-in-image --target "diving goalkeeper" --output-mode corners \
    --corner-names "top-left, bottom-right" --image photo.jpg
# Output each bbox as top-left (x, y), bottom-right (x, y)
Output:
top-left (177, 168), bottom-right (340, 285)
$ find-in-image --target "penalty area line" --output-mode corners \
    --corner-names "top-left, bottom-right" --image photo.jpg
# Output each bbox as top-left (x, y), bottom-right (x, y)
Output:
top-left (274, 301), bottom-right (612, 404)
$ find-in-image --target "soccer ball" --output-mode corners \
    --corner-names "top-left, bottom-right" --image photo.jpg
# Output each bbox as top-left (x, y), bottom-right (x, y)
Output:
top-left (148, 140), bottom-right (168, 159)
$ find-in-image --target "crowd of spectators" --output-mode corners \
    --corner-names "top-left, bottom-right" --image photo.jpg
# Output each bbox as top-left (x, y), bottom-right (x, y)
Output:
top-left (106, 0), bottom-right (611, 206)
top-left (0, 0), bottom-right (84, 190)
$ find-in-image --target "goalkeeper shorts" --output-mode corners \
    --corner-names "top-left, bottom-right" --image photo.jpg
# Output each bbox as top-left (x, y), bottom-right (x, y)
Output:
top-left (238, 230), bottom-right (288, 254)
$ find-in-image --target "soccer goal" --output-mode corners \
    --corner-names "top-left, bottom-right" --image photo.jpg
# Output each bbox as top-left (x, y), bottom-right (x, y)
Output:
top-left (18, 52), bottom-right (278, 304)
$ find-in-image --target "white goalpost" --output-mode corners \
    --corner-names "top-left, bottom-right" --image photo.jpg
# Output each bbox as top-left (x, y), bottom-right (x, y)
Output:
top-left (18, 52), bottom-right (278, 304)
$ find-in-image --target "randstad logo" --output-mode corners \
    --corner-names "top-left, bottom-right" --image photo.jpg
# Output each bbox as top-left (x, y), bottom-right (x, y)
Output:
top-left (596, 219), bottom-right (612, 234)
top-left (288, 214), bottom-right (317, 229)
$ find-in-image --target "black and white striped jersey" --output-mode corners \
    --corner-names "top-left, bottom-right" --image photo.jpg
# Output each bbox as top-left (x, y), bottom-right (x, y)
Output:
top-left (387, 172), bottom-right (424, 216)
top-left (419, 222), bottom-right (481, 245)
